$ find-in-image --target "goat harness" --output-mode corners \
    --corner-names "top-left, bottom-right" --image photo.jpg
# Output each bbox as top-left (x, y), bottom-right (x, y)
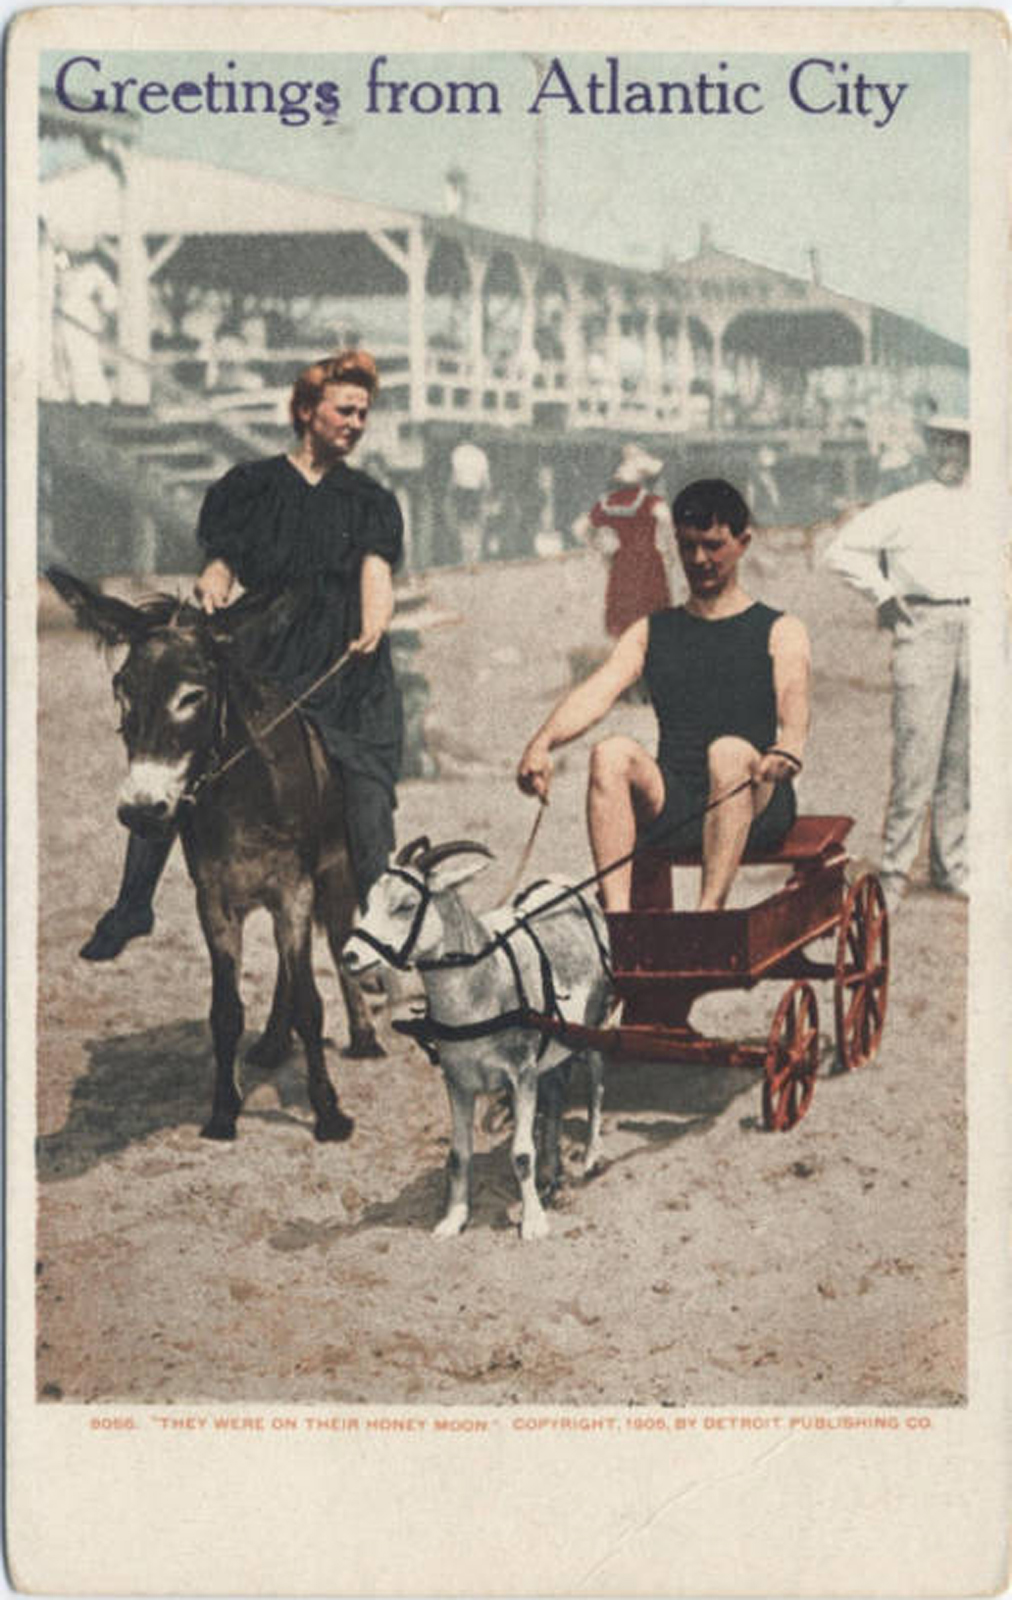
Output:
top-left (352, 871), bottom-right (612, 1064)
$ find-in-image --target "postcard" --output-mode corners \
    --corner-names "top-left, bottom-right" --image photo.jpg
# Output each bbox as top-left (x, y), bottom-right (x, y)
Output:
top-left (5, 4), bottom-right (1010, 1594)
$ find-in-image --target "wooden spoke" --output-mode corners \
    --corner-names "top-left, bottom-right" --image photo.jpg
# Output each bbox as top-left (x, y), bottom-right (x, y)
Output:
top-left (834, 874), bottom-right (890, 1071)
top-left (763, 980), bottom-right (820, 1132)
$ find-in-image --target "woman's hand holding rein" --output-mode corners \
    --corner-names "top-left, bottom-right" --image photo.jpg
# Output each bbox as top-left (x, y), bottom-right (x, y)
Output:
top-left (195, 559), bottom-right (235, 614)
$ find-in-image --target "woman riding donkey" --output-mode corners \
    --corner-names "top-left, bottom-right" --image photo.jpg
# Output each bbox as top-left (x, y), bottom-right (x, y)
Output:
top-left (81, 348), bottom-right (404, 960)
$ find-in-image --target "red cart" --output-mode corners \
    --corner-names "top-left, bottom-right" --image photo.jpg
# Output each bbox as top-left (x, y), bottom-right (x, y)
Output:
top-left (534, 815), bottom-right (889, 1132)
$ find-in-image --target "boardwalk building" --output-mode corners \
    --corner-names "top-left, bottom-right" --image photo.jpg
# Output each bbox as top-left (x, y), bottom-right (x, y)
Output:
top-left (39, 104), bottom-right (967, 576)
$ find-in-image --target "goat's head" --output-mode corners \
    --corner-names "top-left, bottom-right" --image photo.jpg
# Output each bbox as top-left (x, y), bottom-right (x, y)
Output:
top-left (47, 567), bottom-right (228, 836)
top-left (342, 837), bottom-right (494, 975)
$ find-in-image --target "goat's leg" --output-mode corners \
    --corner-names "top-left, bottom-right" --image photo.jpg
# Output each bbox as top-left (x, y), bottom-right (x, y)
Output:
top-left (317, 863), bottom-right (384, 1059)
top-left (198, 904), bottom-right (244, 1141)
top-left (535, 1068), bottom-right (567, 1205)
top-left (280, 888), bottom-right (354, 1142)
top-left (433, 1080), bottom-right (474, 1238)
top-left (512, 1072), bottom-right (549, 1240)
top-left (583, 1052), bottom-right (605, 1176)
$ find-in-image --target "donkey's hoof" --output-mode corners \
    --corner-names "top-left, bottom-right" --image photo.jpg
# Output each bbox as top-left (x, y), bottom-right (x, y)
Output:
top-left (245, 1031), bottom-right (292, 1070)
top-left (342, 1033), bottom-right (385, 1060)
top-left (314, 1111), bottom-right (354, 1142)
top-left (200, 1116), bottom-right (237, 1141)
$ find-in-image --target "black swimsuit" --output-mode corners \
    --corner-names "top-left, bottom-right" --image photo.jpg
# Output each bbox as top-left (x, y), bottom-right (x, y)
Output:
top-left (640, 603), bottom-right (796, 853)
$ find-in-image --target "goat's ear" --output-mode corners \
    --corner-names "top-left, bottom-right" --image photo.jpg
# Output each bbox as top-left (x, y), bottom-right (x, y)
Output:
top-left (46, 567), bottom-right (149, 648)
top-left (423, 842), bottom-right (495, 895)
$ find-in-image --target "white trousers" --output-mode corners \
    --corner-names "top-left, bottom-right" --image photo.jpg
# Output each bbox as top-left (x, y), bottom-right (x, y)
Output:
top-left (883, 606), bottom-right (970, 891)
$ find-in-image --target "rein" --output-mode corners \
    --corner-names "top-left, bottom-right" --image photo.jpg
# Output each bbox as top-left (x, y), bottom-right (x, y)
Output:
top-left (359, 773), bottom-right (756, 978)
top-left (480, 773), bottom-right (757, 953)
top-left (357, 775), bottom-right (756, 1062)
top-left (180, 645), bottom-right (355, 807)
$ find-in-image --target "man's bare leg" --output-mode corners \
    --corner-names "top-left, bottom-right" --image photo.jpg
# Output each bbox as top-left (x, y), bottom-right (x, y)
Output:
top-left (699, 736), bottom-right (772, 911)
top-left (587, 736), bottom-right (665, 912)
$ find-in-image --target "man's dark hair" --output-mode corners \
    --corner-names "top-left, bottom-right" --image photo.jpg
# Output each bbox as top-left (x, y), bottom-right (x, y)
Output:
top-left (671, 479), bottom-right (751, 538)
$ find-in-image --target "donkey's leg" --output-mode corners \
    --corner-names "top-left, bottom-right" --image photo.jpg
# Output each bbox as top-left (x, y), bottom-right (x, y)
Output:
top-left (433, 1078), bottom-right (475, 1238)
top-left (197, 901), bottom-right (245, 1141)
top-left (281, 884), bottom-right (353, 1143)
top-left (513, 1070), bottom-right (549, 1241)
top-left (316, 863), bottom-right (384, 1059)
top-left (245, 957), bottom-right (293, 1070)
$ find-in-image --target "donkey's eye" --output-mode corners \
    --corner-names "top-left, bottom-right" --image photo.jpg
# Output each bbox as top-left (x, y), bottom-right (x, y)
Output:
top-left (171, 685), bottom-right (209, 718)
top-left (112, 680), bottom-right (131, 731)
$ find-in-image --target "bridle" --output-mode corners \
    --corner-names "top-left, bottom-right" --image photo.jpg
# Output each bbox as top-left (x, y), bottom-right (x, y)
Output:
top-left (348, 862), bottom-right (611, 1061)
top-left (178, 641), bottom-right (356, 808)
top-left (347, 866), bottom-right (437, 971)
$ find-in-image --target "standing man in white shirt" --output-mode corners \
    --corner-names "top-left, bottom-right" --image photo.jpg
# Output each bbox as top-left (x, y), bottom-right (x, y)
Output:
top-left (824, 416), bottom-right (971, 912)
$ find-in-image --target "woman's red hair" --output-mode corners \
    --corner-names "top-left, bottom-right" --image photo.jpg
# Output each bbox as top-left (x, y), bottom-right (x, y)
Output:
top-left (289, 349), bottom-right (380, 435)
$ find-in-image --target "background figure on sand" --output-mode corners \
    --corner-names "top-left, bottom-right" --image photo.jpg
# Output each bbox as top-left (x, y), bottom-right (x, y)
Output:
top-left (824, 414), bottom-right (971, 914)
top-left (80, 348), bottom-right (403, 961)
top-left (447, 438), bottom-right (493, 565)
top-left (519, 478), bottom-right (811, 914)
top-left (575, 442), bottom-right (674, 639)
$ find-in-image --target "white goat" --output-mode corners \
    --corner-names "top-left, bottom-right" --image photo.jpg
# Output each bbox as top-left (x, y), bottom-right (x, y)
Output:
top-left (343, 838), bottom-right (612, 1240)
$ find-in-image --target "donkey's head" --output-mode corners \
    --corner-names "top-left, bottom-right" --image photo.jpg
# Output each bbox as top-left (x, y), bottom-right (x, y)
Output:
top-left (47, 568), bottom-right (227, 836)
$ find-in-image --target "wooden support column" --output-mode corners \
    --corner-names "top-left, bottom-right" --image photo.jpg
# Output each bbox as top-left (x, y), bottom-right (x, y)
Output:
top-left (39, 225), bottom-right (59, 399)
top-left (467, 246), bottom-right (484, 397)
top-left (517, 261), bottom-right (536, 422)
top-left (117, 150), bottom-right (151, 405)
top-left (561, 270), bottom-right (581, 414)
top-left (406, 223), bottom-right (428, 421)
top-left (709, 317), bottom-right (727, 432)
top-left (643, 302), bottom-right (663, 421)
top-left (604, 286), bottom-right (622, 416)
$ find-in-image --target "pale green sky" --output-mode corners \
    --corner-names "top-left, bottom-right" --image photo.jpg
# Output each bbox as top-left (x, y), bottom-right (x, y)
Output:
top-left (42, 48), bottom-right (969, 342)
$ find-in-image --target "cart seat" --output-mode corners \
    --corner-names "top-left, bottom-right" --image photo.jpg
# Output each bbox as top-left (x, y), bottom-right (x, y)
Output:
top-left (632, 815), bottom-right (853, 910)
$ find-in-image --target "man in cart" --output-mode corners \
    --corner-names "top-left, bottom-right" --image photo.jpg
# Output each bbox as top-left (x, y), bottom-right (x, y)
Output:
top-left (517, 478), bottom-right (811, 913)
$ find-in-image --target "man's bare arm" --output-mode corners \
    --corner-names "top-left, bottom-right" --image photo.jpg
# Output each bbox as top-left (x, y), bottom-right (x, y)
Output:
top-left (755, 614), bottom-right (811, 784)
top-left (517, 620), bottom-right (648, 800)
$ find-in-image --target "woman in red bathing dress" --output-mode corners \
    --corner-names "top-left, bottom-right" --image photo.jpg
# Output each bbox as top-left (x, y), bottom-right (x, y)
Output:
top-left (577, 443), bottom-right (674, 637)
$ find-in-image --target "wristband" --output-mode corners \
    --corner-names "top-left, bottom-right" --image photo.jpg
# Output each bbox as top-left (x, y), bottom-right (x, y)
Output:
top-left (766, 746), bottom-right (803, 773)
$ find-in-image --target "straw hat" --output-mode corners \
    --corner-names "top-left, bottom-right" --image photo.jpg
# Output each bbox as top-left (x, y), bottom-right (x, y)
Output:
top-left (612, 442), bottom-right (663, 486)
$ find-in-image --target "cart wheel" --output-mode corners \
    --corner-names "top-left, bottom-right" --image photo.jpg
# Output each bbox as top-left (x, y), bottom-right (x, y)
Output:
top-left (762, 980), bottom-right (820, 1132)
top-left (834, 873), bottom-right (889, 1071)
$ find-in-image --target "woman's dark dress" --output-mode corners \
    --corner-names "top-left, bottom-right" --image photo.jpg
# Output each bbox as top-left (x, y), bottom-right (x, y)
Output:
top-left (197, 455), bottom-right (404, 900)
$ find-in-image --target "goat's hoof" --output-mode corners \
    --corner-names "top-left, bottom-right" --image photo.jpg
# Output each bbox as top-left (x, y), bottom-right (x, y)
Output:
top-left (245, 1032), bottom-right (292, 1070)
top-left (432, 1212), bottom-right (467, 1239)
top-left (341, 1033), bottom-right (385, 1060)
top-left (200, 1117), bottom-right (237, 1141)
top-left (314, 1111), bottom-right (354, 1142)
top-left (520, 1210), bottom-right (550, 1241)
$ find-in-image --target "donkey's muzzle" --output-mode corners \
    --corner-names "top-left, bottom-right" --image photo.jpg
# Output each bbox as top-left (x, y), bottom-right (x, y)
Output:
top-left (117, 801), bottom-right (174, 838)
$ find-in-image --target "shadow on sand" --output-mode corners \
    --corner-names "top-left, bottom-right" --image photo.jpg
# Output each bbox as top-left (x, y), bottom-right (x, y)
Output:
top-left (264, 1052), bottom-right (765, 1248)
top-left (36, 1020), bottom-right (331, 1182)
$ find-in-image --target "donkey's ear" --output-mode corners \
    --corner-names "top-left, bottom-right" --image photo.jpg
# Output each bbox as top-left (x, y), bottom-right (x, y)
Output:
top-left (45, 567), bottom-right (149, 648)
